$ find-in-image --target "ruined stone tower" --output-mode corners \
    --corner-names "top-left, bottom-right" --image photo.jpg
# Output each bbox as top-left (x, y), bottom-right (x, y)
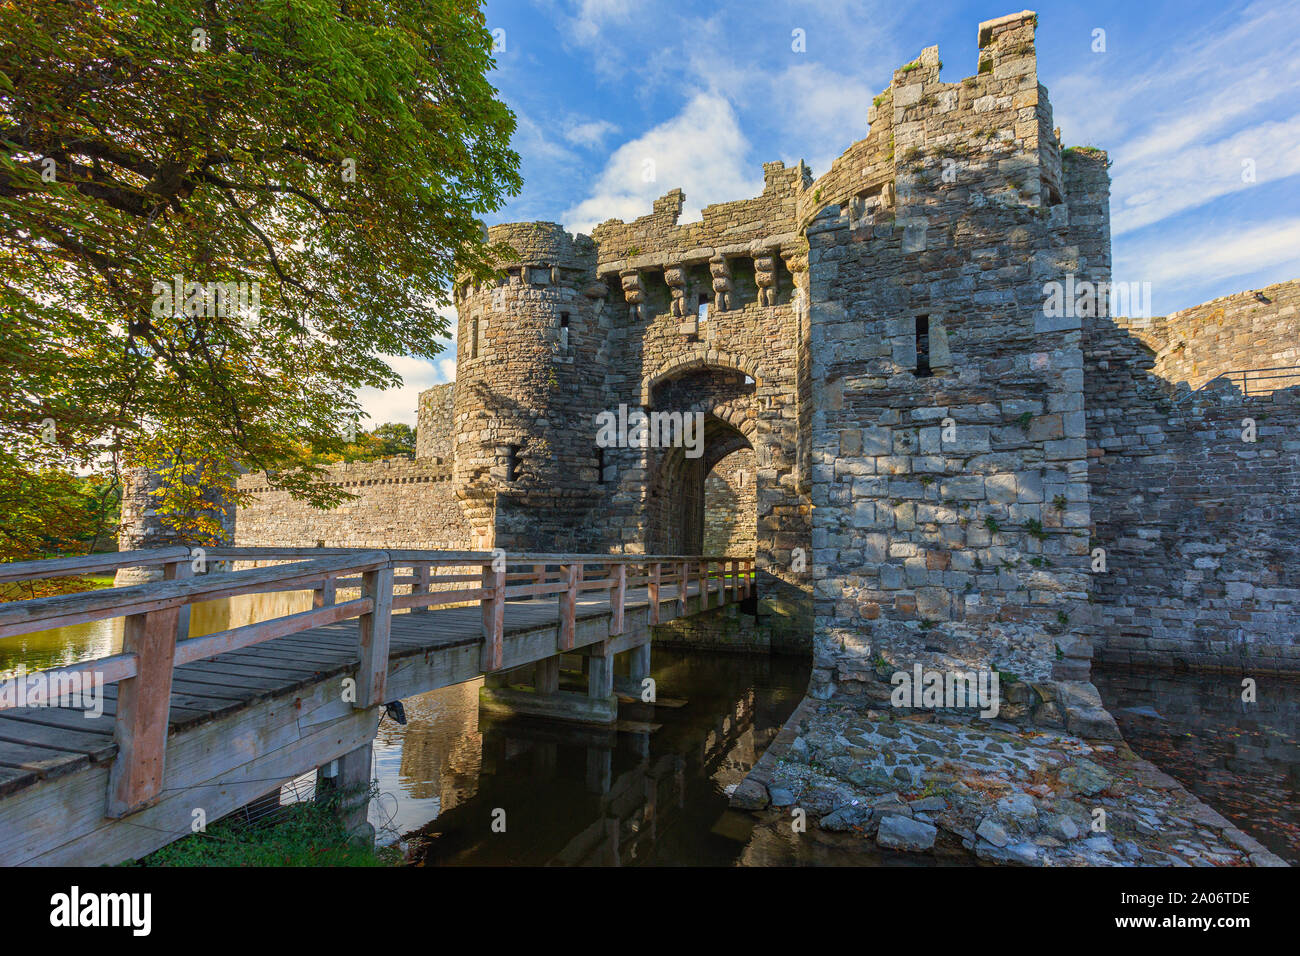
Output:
top-left (451, 223), bottom-right (609, 550)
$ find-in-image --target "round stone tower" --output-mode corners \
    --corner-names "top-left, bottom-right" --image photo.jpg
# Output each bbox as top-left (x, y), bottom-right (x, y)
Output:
top-left (452, 222), bottom-right (611, 550)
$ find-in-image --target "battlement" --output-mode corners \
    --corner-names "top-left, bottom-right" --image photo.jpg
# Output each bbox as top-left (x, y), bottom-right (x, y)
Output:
top-left (589, 160), bottom-right (810, 277)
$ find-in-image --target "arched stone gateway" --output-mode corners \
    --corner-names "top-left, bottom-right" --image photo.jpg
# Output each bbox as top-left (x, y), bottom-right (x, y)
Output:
top-left (647, 412), bottom-right (752, 555)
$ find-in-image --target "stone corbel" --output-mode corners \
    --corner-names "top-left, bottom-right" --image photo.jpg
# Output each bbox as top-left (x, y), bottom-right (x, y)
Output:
top-left (782, 251), bottom-right (808, 314)
top-left (664, 265), bottom-right (689, 317)
top-left (710, 256), bottom-right (732, 312)
top-left (754, 251), bottom-right (778, 307)
top-left (620, 269), bottom-right (646, 322)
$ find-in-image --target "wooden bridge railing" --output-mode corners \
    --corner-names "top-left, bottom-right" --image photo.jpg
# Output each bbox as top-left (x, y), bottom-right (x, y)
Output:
top-left (0, 548), bottom-right (754, 817)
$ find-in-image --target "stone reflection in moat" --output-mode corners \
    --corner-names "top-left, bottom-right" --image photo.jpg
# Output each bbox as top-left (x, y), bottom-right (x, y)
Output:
top-left (370, 648), bottom-right (825, 866)
top-left (1094, 667), bottom-right (1300, 863)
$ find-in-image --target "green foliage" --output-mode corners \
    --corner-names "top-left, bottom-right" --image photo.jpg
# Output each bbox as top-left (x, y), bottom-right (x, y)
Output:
top-left (984, 515), bottom-right (1000, 533)
top-left (138, 790), bottom-right (400, 867)
top-left (1026, 517), bottom-right (1047, 540)
top-left (0, 0), bottom-right (520, 543)
top-left (0, 462), bottom-right (121, 594)
top-left (312, 422), bottom-right (415, 463)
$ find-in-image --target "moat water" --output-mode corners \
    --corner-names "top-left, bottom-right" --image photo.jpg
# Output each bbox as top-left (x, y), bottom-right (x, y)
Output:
top-left (1093, 666), bottom-right (1300, 863)
top-left (7, 595), bottom-right (1297, 865)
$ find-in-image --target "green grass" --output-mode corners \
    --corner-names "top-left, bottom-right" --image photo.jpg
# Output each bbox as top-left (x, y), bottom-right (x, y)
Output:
top-left (136, 790), bottom-right (401, 867)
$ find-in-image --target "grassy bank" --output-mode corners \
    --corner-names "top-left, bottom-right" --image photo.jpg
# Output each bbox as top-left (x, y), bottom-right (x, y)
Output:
top-left (136, 791), bottom-right (402, 867)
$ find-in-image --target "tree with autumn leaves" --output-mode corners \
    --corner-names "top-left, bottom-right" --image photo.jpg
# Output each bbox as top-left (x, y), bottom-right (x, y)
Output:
top-left (0, 0), bottom-right (519, 563)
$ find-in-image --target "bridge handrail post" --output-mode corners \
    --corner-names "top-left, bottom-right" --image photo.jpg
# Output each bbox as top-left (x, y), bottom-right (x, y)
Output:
top-left (560, 563), bottom-right (578, 650)
top-left (480, 561), bottom-right (506, 671)
top-left (410, 564), bottom-right (432, 614)
top-left (698, 558), bottom-right (709, 610)
top-left (106, 603), bottom-right (181, 817)
top-left (677, 560), bottom-right (688, 615)
top-left (648, 562), bottom-right (661, 625)
top-left (313, 573), bottom-right (338, 609)
top-left (611, 563), bottom-right (627, 635)
top-left (355, 566), bottom-right (394, 708)
top-left (164, 555), bottom-right (193, 642)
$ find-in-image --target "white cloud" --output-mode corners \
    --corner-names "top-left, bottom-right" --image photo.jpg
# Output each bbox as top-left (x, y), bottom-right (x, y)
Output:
top-left (1050, 0), bottom-right (1300, 237)
top-left (512, 110), bottom-right (581, 166)
top-left (1111, 115), bottom-right (1300, 235)
top-left (563, 118), bottom-right (619, 149)
top-left (356, 350), bottom-right (456, 428)
top-left (562, 92), bottom-right (762, 233)
top-left (568, 0), bottom-right (636, 43)
top-left (356, 300), bottom-right (456, 428)
top-left (1121, 216), bottom-right (1300, 292)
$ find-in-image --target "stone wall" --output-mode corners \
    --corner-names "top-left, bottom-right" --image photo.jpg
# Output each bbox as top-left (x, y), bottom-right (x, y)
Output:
top-left (1085, 315), bottom-right (1300, 673)
top-left (235, 459), bottom-right (471, 550)
top-left (704, 448), bottom-right (757, 556)
top-left (1118, 279), bottom-right (1300, 394)
top-left (115, 464), bottom-right (235, 584)
top-left (415, 383), bottom-right (456, 461)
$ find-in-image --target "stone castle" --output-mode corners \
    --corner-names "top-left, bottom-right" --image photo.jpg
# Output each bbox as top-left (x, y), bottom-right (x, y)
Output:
top-left (128, 11), bottom-right (1300, 720)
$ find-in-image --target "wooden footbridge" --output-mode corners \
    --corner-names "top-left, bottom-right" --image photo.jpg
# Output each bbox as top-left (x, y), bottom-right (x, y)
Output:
top-left (0, 547), bottom-right (753, 866)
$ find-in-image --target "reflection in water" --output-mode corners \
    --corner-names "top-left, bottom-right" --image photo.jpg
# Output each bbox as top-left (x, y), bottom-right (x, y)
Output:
top-left (1094, 667), bottom-right (1300, 863)
top-left (0, 589), bottom-right (315, 682)
top-left (373, 647), bottom-right (921, 866)
top-left (375, 647), bottom-right (969, 867)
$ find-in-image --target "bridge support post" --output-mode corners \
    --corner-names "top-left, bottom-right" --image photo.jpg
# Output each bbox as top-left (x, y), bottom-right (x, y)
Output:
top-left (481, 563), bottom-right (506, 671)
top-left (165, 557), bottom-right (192, 642)
top-left (106, 605), bottom-right (181, 817)
top-left (313, 574), bottom-right (337, 609)
top-left (316, 741), bottom-right (374, 844)
top-left (534, 655), bottom-right (560, 694)
top-left (611, 563), bottom-right (626, 635)
top-left (628, 641), bottom-right (651, 690)
top-left (560, 563), bottom-right (578, 650)
top-left (588, 639), bottom-right (614, 701)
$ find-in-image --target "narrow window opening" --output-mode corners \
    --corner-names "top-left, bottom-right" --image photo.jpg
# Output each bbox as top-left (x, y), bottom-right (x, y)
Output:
top-left (470, 316), bottom-right (480, 359)
top-left (697, 294), bottom-right (709, 323)
top-left (596, 446), bottom-right (605, 483)
top-left (914, 314), bottom-right (932, 378)
top-left (559, 312), bottom-right (570, 350)
top-left (505, 444), bottom-right (519, 482)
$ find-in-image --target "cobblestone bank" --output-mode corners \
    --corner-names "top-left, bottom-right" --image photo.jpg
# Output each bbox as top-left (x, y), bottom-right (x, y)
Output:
top-left (733, 699), bottom-right (1288, 866)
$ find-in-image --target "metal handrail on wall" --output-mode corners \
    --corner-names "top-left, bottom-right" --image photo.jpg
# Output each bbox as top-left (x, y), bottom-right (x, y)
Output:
top-left (1177, 365), bottom-right (1300, 403)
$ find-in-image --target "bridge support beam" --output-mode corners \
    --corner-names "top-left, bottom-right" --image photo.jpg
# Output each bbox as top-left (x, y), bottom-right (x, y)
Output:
top-left (478, 650), bottom-right (617, 725)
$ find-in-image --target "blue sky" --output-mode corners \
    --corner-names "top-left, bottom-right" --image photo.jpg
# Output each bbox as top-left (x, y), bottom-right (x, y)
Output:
top-left (362, 0), bottom-right (1300, 425)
